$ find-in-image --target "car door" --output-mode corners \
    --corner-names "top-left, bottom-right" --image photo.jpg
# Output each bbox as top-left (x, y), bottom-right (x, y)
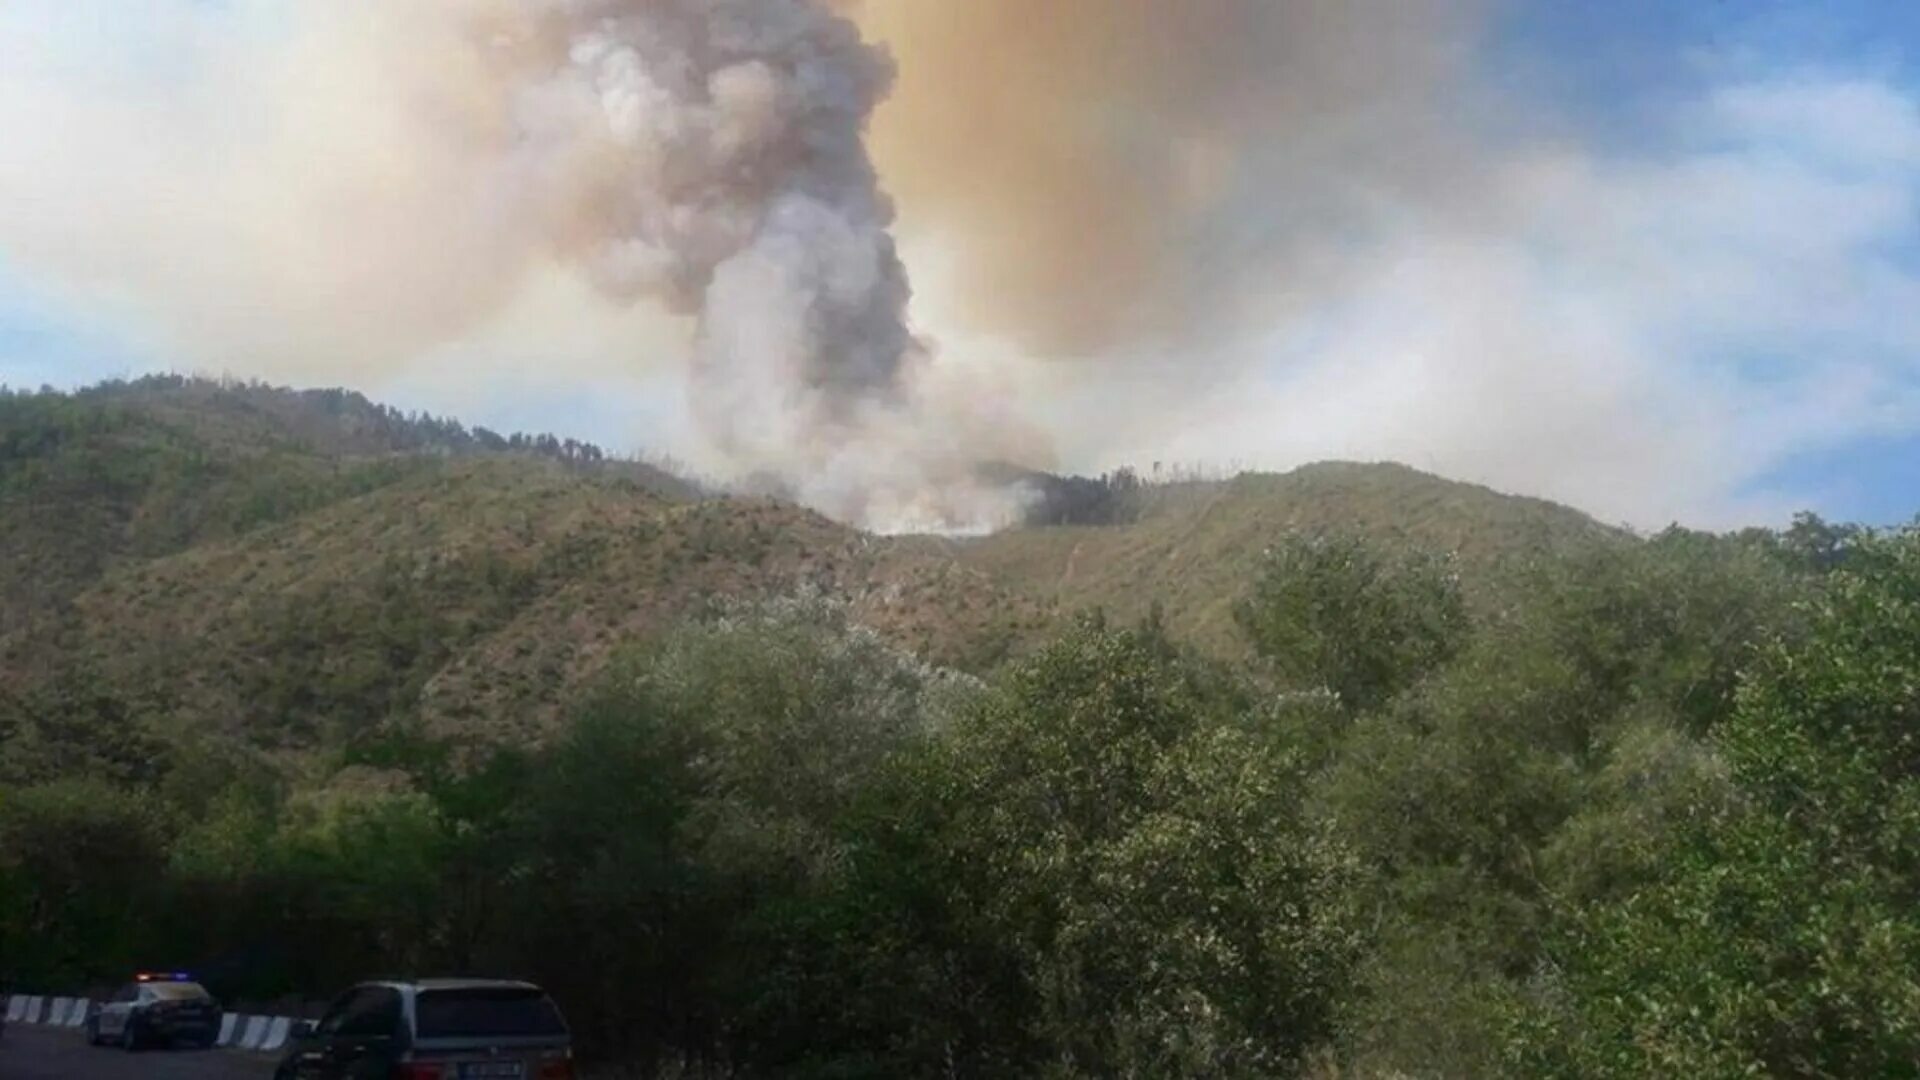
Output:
top-left (96, 983), bottom-right (138, 1039)
top-left (290, 986), bottom-right (405, 1079)
top-left (329, 986), bottom-right (404, 1080)
top-left (283, 990), bottom-right (357, 1079)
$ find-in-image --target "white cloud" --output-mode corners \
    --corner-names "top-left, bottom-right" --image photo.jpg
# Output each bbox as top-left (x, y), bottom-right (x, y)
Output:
top-left (0, 1), bottom-right (665, 378)
top-left (1708, 77), bottom-right (1920, 174)
top-left (991, 72), bottom-right (1920, 529)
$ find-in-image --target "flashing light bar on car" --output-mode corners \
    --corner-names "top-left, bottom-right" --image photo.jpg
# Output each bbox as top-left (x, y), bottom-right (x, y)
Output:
top-left (134, 972), bottom-right (193, 982)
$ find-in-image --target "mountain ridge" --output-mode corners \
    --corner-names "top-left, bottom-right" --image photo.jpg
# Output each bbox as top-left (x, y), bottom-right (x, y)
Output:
top-left (2, 376), bottom-right (1633, 772)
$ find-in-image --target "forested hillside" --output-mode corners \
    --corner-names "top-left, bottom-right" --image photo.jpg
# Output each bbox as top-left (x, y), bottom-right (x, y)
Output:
top-left (0, 378), bottom-right (1050, 774)
top-left (3, 378), bottom-right (1914, 1077)
top-left (958, 462), bottom-right (1630, 655)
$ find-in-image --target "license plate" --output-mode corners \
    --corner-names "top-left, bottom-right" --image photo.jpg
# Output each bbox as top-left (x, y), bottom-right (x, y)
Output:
top-left (459, 1065), bottom-right (524, 1079)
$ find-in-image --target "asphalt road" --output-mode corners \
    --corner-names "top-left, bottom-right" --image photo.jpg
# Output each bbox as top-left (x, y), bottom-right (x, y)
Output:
top-left (0, 1023), bottom-right (277, 1079)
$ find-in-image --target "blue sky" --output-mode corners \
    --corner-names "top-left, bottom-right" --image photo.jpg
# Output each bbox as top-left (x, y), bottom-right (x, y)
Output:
top-left (0, 259), bottom-right (141, 391)
top-left (1484, 0), bottom-right (1920, 525)
top-left (1, 0), bottom-right (1917, 529)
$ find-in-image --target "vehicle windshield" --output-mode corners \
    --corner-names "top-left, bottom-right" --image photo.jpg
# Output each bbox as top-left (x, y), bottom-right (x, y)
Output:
top-left (415, 988), bottom-right (565, 1038)
top-left (145, 982), bottom-right (211, 1001)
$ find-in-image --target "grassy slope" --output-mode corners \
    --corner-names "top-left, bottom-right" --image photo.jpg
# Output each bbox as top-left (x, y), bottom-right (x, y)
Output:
top-left (1, 380), bottom-right (1631, 769)
top-left (0, 384), bottom-right (1052, 757)
top-left (0, 394), bottom-right (419, 635)
top-left (0, 378), bottom-right (690, 634)
top-left (955, 462), bottom-right (1630, 656)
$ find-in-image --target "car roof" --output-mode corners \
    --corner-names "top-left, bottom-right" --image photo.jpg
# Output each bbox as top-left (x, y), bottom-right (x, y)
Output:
top-left (143, 982), bottom-right (211, 996)
top-left (127, 975), bottom-right (206, 988)
top-left (364, 978), bottom-right (545, 993)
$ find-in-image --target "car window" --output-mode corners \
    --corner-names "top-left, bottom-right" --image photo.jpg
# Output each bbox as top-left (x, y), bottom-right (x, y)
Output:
top-left (415, 988), bottom-right (566, 1038)
top-left (315, 991), bottom-right (354, 1035)
top-left (113, 984), bottom-right (139, 1004)
top-left (335, 986), bottom-right (402, 1038)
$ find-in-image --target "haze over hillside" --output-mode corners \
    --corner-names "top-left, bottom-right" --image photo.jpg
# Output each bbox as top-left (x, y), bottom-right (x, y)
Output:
top-left (3, 375), bottom-right (1629, 766)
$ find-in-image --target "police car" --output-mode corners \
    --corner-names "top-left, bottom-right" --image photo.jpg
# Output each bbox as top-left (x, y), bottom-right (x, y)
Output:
top-left (86, 971), bottom-right (223, 1051)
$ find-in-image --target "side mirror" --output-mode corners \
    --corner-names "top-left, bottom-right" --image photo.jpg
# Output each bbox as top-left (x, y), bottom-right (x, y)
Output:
top-left (294, 1020), bottom-right (317, 1039)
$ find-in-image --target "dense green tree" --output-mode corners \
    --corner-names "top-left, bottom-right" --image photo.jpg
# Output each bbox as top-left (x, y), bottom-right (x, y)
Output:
top-left (0, 780), bottom-right (171, 988)
top-left (1519, 527), bottom-right (1805, 734)
top-left (1234, 532), bottom-right (1468, 711)
top-left (1513, 527), bottom-right (1920, 1077)
top-left (1307, 527), bottom-right (1805, 1077)
top-left (507, 595), bottom-right (964, 1069)
top-left (815, 622), bottom-right (1361, 1077)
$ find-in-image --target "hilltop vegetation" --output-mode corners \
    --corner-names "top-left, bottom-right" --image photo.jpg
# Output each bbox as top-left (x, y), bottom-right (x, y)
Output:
top-left (963, 462), bottom-right (1629, 656)
top-left (2, 377), bottom-right (1915, 1077)
top-left (0, 378), bottom-right (1049, 773)
top-left (0, 377), bottom-right (1621, 776)
top-left (0, 376), bottom-right (687, 634)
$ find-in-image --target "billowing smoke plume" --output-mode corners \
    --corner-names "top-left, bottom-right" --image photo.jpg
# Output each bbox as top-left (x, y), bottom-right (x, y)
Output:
top-left (496, 0), bottom-right (968, 526)
top-left (0, 0), bottom-right (1036, 532)
top-left (481, 0), bottom-right (1019, 528)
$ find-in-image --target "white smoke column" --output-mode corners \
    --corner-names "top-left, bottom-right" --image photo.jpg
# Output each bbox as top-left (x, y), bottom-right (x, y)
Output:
top-left (487, 0), bottom-right (1000, 529)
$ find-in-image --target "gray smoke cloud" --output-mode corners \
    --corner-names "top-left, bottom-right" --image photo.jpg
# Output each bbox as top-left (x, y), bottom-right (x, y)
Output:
top-left (0, 0), bottom-right (1501, 531)
top-left (6, 2), bottom-right (1914, 529)
top-left (497, 0), bottom-right (986, 527)
top-left (0, 0), bottom-right (1033, 533)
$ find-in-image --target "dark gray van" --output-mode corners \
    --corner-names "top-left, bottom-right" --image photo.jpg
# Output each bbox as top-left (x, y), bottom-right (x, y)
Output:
top-left (274, 979), bottom-right (573, 1079)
